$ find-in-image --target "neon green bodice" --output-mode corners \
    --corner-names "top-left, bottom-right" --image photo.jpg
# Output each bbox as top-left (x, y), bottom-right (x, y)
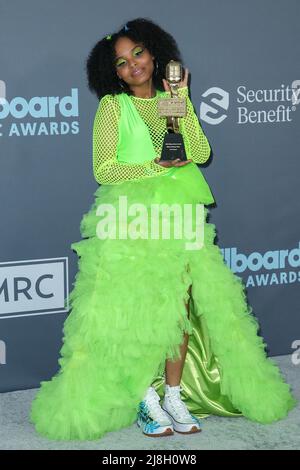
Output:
top-left (92, 86), bottom-right (214, 203)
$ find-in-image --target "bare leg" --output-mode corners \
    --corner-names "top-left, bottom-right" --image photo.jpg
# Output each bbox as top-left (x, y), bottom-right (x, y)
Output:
top-left (165, 285), bottom-right (192, 386)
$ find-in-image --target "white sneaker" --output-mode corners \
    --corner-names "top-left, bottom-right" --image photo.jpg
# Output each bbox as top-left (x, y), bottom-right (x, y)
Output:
top-left (162, 384), bottom-right (202, 434)
top-left (137, 386), bottom-right (174, 437)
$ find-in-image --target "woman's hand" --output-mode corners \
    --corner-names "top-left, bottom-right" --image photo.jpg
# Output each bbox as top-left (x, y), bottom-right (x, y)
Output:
top-left (154, 157), bottom-right (193, 167)
top-left (162, 67), bottom-right (189, 92)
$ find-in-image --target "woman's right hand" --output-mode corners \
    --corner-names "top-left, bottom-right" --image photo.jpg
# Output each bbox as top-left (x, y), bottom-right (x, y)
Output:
top-left (154, 157), bottom-right (193, 167)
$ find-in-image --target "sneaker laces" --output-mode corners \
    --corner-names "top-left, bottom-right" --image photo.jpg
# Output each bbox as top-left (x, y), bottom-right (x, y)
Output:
top-left (144, 388), bottom-right (169, 423)
top-left (165, 387), bottom-right (192, 419)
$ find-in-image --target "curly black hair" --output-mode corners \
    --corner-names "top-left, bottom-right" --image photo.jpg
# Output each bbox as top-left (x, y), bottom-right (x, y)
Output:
top-left (86, 17), bottom-right (184, 101)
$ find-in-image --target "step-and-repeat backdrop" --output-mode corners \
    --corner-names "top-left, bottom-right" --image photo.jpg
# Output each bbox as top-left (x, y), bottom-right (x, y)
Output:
top-left (1, 1), bottom-right (299, 391)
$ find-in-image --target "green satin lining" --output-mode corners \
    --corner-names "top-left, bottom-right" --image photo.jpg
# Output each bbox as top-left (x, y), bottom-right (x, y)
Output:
top-left (151, 294), bottom-right (242, 419)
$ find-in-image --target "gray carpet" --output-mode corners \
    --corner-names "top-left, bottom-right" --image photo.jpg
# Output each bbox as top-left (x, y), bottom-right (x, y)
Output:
top-left (0, 354), bottom-right (299, 450)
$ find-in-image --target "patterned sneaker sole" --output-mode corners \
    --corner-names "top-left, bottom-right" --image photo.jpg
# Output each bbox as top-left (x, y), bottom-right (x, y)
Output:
top-left (174, 425), bottom-right (202, 434)
top-left (137, 418), bottom-right (174, 437)
top-left (162, 408), bottom-right (202, 434)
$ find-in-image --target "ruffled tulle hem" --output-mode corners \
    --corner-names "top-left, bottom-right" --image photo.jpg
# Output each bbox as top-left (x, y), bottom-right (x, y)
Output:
top-left (29, 170), bottom-right (297, 440)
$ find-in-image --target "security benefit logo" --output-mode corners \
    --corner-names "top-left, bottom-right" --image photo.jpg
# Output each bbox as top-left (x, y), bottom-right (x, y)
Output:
top-left (199, 80), bottom-right (300, 125)
top-left (0, 81), bottom-right (79, 137)
top-left (0, 258), bottom-right (69, 319)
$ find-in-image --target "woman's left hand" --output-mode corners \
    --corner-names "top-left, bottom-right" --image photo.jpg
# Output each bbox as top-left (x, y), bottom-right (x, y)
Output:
top-left (162, 67), bottom-right (189, 92)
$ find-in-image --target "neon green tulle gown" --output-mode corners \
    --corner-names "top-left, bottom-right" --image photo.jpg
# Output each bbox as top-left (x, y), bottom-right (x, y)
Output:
top-left (30, 86), bottom-right (297, 440)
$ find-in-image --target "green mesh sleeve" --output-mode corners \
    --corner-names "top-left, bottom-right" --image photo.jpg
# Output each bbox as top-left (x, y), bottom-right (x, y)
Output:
top-left (168, 86), bottom-right (211, 164)
top-left (92, 95), bottom-right (170, 185)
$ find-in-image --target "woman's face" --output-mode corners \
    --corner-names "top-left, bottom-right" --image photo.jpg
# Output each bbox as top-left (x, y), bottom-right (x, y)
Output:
top-left (114, 36), bottom-right (155, 88)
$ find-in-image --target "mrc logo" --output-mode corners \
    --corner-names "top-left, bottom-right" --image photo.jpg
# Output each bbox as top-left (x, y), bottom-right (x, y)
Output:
top-left (0, 257), bottom-right (69, 319)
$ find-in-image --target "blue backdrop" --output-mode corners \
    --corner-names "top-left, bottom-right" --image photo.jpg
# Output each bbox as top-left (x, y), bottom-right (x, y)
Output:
top-left (0, 0), bottom-right (299, 392)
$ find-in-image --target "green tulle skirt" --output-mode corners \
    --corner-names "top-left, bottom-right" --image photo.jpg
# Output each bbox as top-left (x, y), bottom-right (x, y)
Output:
top-left (29, 164), bottom-right (297, 441)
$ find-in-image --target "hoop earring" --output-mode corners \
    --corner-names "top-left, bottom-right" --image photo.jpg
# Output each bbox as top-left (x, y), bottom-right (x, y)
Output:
top-left (155, 60), bottom-right (159, 75)
top-left (118, 79), bottom-right (125, 89)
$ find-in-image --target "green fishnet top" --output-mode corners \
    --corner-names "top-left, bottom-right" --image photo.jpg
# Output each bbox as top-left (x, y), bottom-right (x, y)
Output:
top-left (93, 86), bottom-right (211, 185)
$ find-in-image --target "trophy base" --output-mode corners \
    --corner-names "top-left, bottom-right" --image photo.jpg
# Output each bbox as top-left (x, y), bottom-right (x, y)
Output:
top-left (160, 132), bottom-right (188, 161)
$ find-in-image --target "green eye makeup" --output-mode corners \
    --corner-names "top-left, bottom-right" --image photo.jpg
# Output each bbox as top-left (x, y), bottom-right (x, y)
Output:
top-left (133, 46), bottom-right (143, 55)
top-left (115, 59), bottom-right (125, 67)
top-left (115, 46), bottom-right (144, 67)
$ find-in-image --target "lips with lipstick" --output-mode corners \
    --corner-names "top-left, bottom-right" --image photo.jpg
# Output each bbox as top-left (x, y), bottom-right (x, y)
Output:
top-left (131, 68), bottom-right (144, 77)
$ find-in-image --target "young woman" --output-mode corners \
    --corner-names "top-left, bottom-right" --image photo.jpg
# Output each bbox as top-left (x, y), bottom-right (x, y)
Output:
top-left (30, 17), bottom-right (297, 441)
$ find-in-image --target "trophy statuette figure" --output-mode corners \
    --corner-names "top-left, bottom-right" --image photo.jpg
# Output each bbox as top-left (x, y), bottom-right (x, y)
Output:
top-left (157, 60), bottom-right (188, 161)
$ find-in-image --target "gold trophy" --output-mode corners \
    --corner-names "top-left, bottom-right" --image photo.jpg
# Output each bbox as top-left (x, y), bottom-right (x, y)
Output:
top-left (157, 60), bottom-right (187, 161)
